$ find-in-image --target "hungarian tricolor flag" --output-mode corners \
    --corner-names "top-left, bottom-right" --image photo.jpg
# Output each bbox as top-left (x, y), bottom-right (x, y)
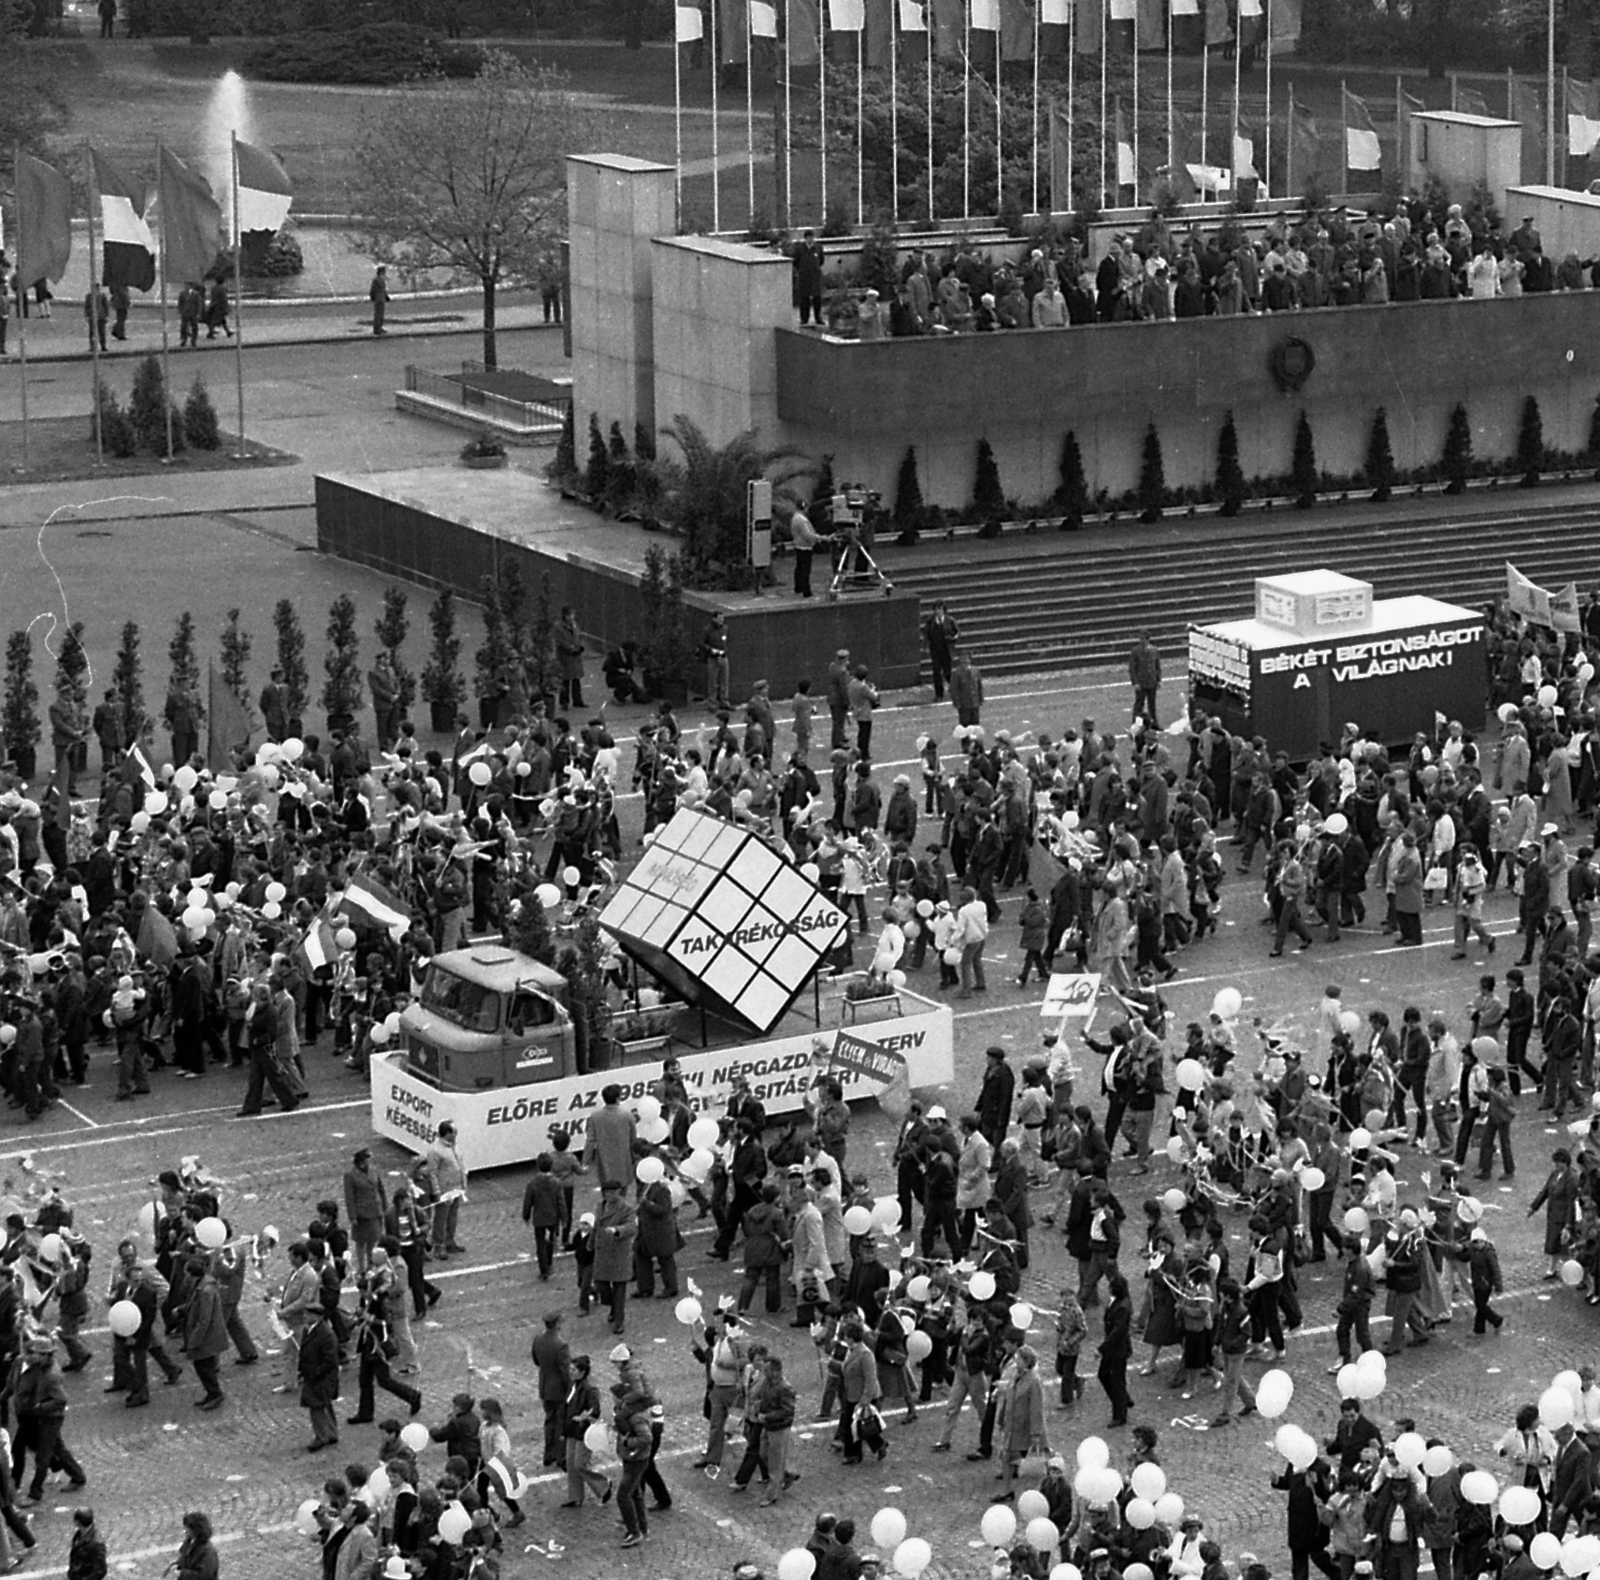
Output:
top-left (234, 139), bottom-right (293, 236)
top-left (91, 149), bottom-right (155, 294)
top-left (14, 154), bottom-right (72, 293)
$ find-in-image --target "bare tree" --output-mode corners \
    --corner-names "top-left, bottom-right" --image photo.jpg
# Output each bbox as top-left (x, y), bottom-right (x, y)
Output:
top-left (352, 51), bottom-right (583, 369)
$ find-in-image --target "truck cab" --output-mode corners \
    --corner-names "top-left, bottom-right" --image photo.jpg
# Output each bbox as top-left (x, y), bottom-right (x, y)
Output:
top-left (398, 948), bottom-right (578, 1092)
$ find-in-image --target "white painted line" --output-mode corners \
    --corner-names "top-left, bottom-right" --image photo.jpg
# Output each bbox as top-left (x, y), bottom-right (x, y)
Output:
top-left (55, 1100), bottom-right (99, 1131)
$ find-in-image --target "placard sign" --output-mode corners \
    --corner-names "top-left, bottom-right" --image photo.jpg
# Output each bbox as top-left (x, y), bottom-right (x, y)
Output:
top-left (1040, 973), bottom-right (1101, 1018)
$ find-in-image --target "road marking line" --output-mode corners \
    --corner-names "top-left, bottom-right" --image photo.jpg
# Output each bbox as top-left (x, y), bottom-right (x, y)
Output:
top-left (55, 1100), bottom-right (99, 1131)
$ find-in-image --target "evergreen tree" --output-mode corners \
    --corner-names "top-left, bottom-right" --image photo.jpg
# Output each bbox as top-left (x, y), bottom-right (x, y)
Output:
top-left (420, 589), bottom-right (467, 720)
top-left (94, 385), bottom-right (136, 459)
top-left (1291, 412), bottom-right (1318, 509)
top-left (971, 438), bottom-right (1005, 524)
top-left (1365, 407), bottom-right (1396, 503)
top-left (1137, 422), bottom-right (1166, 523)
top-left (168, 611), bottom-right (205, 721)
top-left (272, 599), bottom-right (310, 722)
top-left (2, 633), bottom-right (39, 773)
top-left (1055, 431), bottom-right (1089, 527)
top-left (1442, 403), bottom-right (1473, 494)
top-left (219, 609), bottom-right (252, 706)
top-left (128, 354), bottom-right (169, 454)
top-left (549, 404), bottom-right (576, 482)
top-left (183, 377), bottom-right (221, 451)
top-left (1516, 394), bottom-right (1545, 486)
top-left (54, 623), bottom-right (89, 767)
top-left (375, 587), bottom-right (416, 711)
top-left (475, 571), bottom-right (513, 704)
top-left (1215, 412), bottom-right (1245, 517)
top-left (893, 445), bottom-right (924, 534)
top-left (113, 621), bottom-right (145, 746)
top-left (584, 412), bottom-right (609, 498)
top-left (321, 595), bottom-right (363, 722)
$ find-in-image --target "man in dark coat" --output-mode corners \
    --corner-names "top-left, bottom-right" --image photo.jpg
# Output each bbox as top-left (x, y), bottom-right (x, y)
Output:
top-left (182, 1257), bottom-right (229, 1410)
top-left (976, 1045), bottom-right (1015, 1152)
top-left (259, 669), bottom-right (288, 743)
top-left (922, 603), bottom-right (960, 701)
top-left (298, 1308), bottom-right (340, 1451)
top-left (531, 1311), bottom-right (571, 1467)
top-left (792, 229), bottom-right (825, 324)
top-left (1273, 1455), bottom-right (1337, 1579)
top-left (738, 1183), bottom-right (788, 1316)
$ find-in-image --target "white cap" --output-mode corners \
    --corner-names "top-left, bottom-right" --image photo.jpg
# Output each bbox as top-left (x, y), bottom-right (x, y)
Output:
top-left (926, 1106), bottom-right (947, 1121)
top-left (609, 1343), bottom-right (631, 1363)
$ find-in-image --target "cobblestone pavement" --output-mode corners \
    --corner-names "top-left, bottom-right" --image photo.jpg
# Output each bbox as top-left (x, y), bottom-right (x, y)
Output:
top-left (3, 680), bottom-right (1589, 1580)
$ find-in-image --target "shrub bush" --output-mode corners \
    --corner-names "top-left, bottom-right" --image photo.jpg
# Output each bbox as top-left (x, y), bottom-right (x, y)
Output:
top-left (183, 378), bottom-right (221, 450)
top-left (243, 23), bottom-right (483, 84)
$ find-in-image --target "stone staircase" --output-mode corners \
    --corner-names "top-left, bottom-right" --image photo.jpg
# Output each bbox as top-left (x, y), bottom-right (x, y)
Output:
top-left (870, 493), bottom-right (1600, 677)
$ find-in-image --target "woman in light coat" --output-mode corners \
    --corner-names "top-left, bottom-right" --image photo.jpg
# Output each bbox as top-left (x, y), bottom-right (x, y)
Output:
top-left (995, 1344), bottom-right (1049, 1500)
top-left (789, 1189), bottom-right (832, 1312)
top-left (955, 1117), bottom-right (992, 1253)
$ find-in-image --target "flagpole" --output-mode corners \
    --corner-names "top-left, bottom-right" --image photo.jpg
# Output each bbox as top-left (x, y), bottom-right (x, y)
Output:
top-left (891, 2), bottom-right (900, 224)
top-left (1100, 0), bottom-right (1108, 209)
top-left (1200, 21), bottom-right (1208, 190)
top-left (1066, 3), bottom-right (1075, 212)
top-left (1131, 6), bottom-right (1139, 206)
top-left (1231, 1), bottom-right (1240, 202)
top-left (1033, 0), bottom-right (1041, 215)
top-left (995, 29), bottom-right (1003, 217)
top-left (1286, 81), bottom-right (1293, 197)
top-left (1262, 0), bottom-right (1271, 197)
top-left (1341, 77), bottom-right (1348, 193)
top-left (85, 143), bottom-right (103, 467)
top-left (1507, 64), bottom-right (1514, 119)
top-left (230, 132), bottom-right (246, 464)
top-left (1396, 73), bottom-right (1404, 171)
top-left (14, 145), bottom-right (29, 472)
top-left (1563, 65), bottom-right (1570, 186)
top-left (820, 0), bottom-right (828, 225)
top-left (1165, 2), bottom-right (1174, 201)
top-left (1547, 0), bottom-right (1557, 186)
top-left (1450, 72), bottom-right (1458, 113)
top-left (155, 141), bottom-right (175, 463)
top-left (857, 26), bottom-right (864, 226)
top-left (783, 0), bottom-right (792, 224)
top-left (926, 19), bottom-right (934, 223)
top-left (675, 16), bottom-right (685, 214)
top-left (964, 2), bottom-right (971, 218)
top-left (711, 0), bottom-right (722, 230)
top-left (747, 1), bottom-right (756, 225)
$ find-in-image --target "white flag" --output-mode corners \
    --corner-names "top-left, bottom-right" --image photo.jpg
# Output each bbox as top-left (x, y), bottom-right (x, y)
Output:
top-left (1109, 0), bottom-right (1135, 16)
top-left (1117, 140), bottom-right (1135, 185)
top-left (676, 3), bottom-right (705, 39)
top-left (1345, 125), bottom-right (1381, 171)
top-left (899, 0), bottom-right (928, 27)
top-left (1041, 0), bottom-right (1070, 18)
top-left (1170, 0), bottom-right (1199, 11)
top-left (1570, 113), bottom-right (1600, 156)
top-left (750, 0), bottom-right (778, 35)
top-left (1232, 133), bottom-right (1257, 178)
top-left (1237, 0), bottom-right (1261, 13)
top-left (830, 0), bottom-right (864, 28)
top-left (970, 0), bottom-right (999, 28)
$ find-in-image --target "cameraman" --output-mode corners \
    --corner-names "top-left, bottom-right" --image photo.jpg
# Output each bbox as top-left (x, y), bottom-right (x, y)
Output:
top-left (787, 503), bottom-right (826, 600)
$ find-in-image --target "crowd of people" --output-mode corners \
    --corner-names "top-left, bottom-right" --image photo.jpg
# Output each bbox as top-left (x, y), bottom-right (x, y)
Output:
top-left (827, 202), bottom-right (1600, 339)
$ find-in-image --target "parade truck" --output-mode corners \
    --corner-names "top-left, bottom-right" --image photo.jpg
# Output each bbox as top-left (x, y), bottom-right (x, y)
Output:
top-left (371, 806), bottom-right (956, 1169)
top-left (1187, 570), bottom-right (1487, 763)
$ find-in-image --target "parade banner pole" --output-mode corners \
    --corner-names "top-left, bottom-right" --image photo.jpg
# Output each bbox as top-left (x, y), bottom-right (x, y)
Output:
top-left (1033, 0), bottom-right (1041, 215)
top-left (783, 1), bottom-right (792, 224)
top-left (1286, 80), bottom-right (1294, 197)
top-left (926, 16), bottom-right (934, 222)
top-left (230, 132), bottom-right (247, 463)
top-left (1200, 23), bottom-right (1208, 187)
top-left (996, 29), bottom-right (1003, 216)
top-left (1066, 3), bottom-right (1075, 214)
top-left (711, 0), bottom-right (722, 230)
top-left (820, 0), bottom-right (828, 225)
top-left (1166, 2), bottom-right (1174, 199)
top-left (1131, 5), bottom-right (1139, 206)
top-left (964, 1), bottom-right (972, 217)
top-left (675, 14), bottom-right (685, 213)
top-left (1231, 5), bottom-right (1240, 200)
top-left (857, 25), bottom-right (865, 226)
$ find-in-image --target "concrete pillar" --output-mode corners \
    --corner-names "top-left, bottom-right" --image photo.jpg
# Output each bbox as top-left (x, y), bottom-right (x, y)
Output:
top-left (566, 154), bottom-right (676, 447)
top-left (651, 235), bottom-right (793, 449)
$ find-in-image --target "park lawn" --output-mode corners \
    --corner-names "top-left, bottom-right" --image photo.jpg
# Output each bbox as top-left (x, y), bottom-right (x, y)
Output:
top-left (1, 417), bottom-right (295, 485)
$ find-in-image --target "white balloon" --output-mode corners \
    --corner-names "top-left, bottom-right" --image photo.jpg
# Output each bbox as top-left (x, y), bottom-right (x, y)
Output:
top-left (687, 1117), bottom-right (720, 1150)
top-left (635, 1156), bottom-right (665, 1185)
top-left (295, 1498), bottom-right (322, 1536)
top-left (400, 1421), bottom-right (429, 1453)
top-left (109, 1299), bottom-right (142, 1337)
top-left (893, 1538), bottom-right (933, 1578)
top-left (1153, 1493), bottom-right (1185, 1527)
top-left (195, 1217), bottom-right (227, 1250)
top-left (843, 1205), bottom-right (874, 1236)
top-left (583, 1421), bottom-right (608, 1453)
top-left (1077, 1436), bottom-right (1110, 1470)
top-left (968, 1270), bottom-right (996, 1302)
top-left (1125, 1499), bottom-right (1156, 1530)
top-left (982, 1505), bottom-right (1018, 1547)
top-left (634, 1095), bottom-right (662, 1124)
top-left (779, 1553), bottom-right (818, 1580)
top-left (437, 1504), bottom-right (471, 1544)
top-left (1017, 1490), bottom-right (1049, 1522)
top-left (871, 1509), bottom-right (908, 1552)
top-left (1130, 1462), bottom-right (1167, 1501)
top-left (1394, 1432), bottom-right (1427, 1470)
top-left (674, 1297), bottom-right (703, 1325)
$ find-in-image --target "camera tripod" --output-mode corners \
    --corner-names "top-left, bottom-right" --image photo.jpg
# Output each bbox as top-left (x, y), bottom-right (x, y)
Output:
top-left (826, 529), bottom-right (895, 600)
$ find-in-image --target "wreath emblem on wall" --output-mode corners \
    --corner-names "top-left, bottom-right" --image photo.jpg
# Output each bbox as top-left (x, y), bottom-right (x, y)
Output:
top-left (1269, 337), bottom-right (1316, 392)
